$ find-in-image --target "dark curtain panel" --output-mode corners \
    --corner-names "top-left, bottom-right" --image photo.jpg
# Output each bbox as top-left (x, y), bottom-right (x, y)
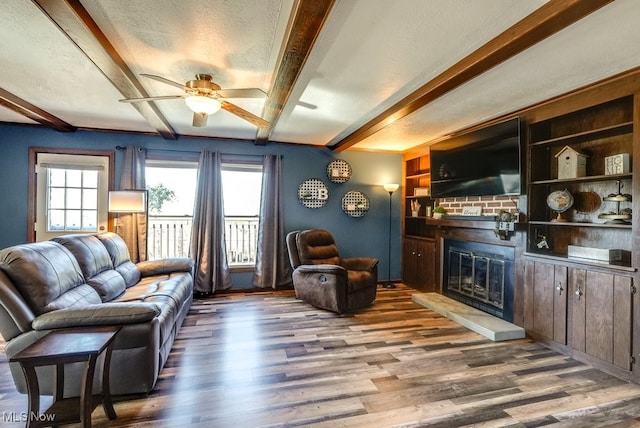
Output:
top-left (253, 154), bottom-right (292, 289)
top-left (190, 150), bottom-right (232, 293)
top-left (119, 146), bottom-right (147, 262)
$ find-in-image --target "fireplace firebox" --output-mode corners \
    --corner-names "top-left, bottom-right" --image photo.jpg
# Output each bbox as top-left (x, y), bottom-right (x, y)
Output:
top-left (443, 239), bottom-right (515, 322)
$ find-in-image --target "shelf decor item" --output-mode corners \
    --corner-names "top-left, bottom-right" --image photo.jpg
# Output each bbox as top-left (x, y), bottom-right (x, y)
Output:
top-left (433, 205), bottom-right (446, 219)
top-left (414, 187), bottom-right (430, 197)
top-left (326, 159), bottom-right (352, 183)
top-left (546, 189), bottom-right (574, 222)
top-left (298, 178), bottom-right (329, 209)
top-left (604, 153), bottom-right (630, 175)
top-left (341, 190), bottom-right (369, 217)
top-left (410, 199), bottom-right (421, 217)
top-left (598, 180), bottom-right (632, 224)
top-left (555, 145), bottom-right (587, 179)
top-left (494, 210), bottom-right (516, 240)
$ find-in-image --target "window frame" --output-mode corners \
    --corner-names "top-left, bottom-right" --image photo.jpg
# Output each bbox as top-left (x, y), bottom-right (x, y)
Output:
top-left (28, 148), bottom-right (115, 243)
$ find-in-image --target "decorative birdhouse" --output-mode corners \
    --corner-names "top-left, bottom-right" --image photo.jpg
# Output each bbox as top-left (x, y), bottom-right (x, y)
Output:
top-left (555, 145), bottom-right (587, 179)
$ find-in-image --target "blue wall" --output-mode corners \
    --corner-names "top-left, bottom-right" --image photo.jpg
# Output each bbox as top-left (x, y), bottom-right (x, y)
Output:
top-left (0, 123), bottom-right (403, 287)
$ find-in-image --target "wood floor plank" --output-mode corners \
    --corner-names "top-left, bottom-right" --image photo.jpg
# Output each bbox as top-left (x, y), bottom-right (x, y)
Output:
top-left (2, 284), bottom-right (640, 427)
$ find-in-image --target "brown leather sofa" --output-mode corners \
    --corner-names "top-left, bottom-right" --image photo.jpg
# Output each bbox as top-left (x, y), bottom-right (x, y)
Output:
top-left (286, 229), bottom-right (378, 313)
top-left (0, 232), bottom-right (193, 397)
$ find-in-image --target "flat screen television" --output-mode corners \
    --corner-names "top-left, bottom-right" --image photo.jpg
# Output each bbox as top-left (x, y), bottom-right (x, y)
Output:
top-left (430, 117), bottom-right (522, 198)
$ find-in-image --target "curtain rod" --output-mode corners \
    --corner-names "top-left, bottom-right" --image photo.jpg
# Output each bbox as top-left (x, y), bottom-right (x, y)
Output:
top-left (114, 145), bottom-right (277, 158)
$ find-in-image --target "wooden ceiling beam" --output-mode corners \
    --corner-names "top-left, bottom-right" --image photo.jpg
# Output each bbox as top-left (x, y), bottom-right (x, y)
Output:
top-left (0, 87), bottom-right (75, 132)
top-left (32, 0), bottom-right (177, 140)
top-left (329, 0), bottom-right (614, 152)
top-left (255, 0), bottom-right (335, 145)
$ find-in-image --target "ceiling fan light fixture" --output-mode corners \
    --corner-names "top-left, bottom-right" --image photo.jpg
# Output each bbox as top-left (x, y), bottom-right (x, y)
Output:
top-left (185, 95), bottom-right (221, 115)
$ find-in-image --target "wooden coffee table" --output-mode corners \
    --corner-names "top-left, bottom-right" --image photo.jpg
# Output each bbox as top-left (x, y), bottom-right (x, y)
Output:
top-left (10, 326), bottom-right (120, 428)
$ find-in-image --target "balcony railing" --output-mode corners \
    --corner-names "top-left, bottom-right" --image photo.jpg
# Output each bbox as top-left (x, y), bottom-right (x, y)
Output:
top-left (147, 215), bottom-right (259, 267)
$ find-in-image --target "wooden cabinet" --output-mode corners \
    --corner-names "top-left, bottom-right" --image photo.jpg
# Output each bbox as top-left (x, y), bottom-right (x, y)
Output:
top-left (402, 237), bottom-right (436, 291)
top-left (523, 259), bottom-right (567, 344)
top-left (526, 96), bottom-right (634, 263)
top-left (569, 268), bottom-right (634, 371)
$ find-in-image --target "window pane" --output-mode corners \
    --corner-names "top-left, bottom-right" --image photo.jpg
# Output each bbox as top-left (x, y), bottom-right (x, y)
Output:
top-left (66, 169), bottom-right (82, 186)
top-left (48, 210), bottom-right (65, 231)
top-left (49, 169), bottom-right (66, 187)
top-left (65, 210), bottom-right (81, 230)
top-left (49, 188), bottom-right (65, 209)
top-left (221, 170), bottom-right (262, 215)
top-left (83, 189), bottom-right (97, 209)
top-left (66, 188), bottom-right (82, 209)
top-left (82, 210), bottom-right (97, 230)
top-left (83, 170), bottom-right (98, 188)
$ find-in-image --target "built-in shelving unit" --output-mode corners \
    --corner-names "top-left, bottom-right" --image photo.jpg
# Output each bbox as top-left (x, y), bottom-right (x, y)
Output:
top-left (526, 96), bottom-right (635, 268)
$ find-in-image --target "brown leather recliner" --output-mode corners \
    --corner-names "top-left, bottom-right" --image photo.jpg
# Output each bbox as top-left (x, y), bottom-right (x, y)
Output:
top-left (286, 229), bottom-right (378, 314)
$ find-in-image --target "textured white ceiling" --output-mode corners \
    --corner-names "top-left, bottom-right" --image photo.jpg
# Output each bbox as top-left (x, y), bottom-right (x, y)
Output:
top-left (0, 0), bottom-right (638, 152)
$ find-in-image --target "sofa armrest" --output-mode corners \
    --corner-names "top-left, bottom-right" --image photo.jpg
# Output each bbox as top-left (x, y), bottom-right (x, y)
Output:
top-left (341, 257), bottom-right (378, 272)
top-left (31, 302), bottom-right (161, 330)
top-left (137, 257), bottom-right (194, 277)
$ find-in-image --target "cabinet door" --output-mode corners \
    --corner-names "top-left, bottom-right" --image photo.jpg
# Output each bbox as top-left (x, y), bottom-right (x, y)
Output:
top-left (402, 239), bottom-right (418, 286)
top-left (585, 271), bottom-right (632, 370)
top-left (569, 268), bottom-right (587, 352)
top-left (402, 238), bottom-right (436, 291)
top-left (415, 239), bottom-right (436, 291)
top-left (524, 260), bottom-right (567, 344)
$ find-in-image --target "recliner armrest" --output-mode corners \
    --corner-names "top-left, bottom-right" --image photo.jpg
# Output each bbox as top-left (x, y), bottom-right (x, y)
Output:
top-left (31, 302), bottom-right (161, 330)
top-left (341, 257), bottom-right (378, 272)
top-left (295, 263), bottom-right (347, 278)
top-left (137, 257), bottom-right (194, 277)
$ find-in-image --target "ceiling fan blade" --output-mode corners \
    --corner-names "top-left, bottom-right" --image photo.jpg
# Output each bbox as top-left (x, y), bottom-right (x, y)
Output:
top-left (192, 112), bottom-right (208, 127)
top-left (221, 101), bottom-right (270, 128)
top-left (119, 95), bottom-right (184, 103)
top-left (140, 74), bottom-right (185, 89)
top-left (217, 88), bottom-right (267, 99)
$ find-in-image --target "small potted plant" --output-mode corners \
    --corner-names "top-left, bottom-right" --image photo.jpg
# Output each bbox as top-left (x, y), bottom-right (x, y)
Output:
top-left (433, 205), bottom-right (446, 219)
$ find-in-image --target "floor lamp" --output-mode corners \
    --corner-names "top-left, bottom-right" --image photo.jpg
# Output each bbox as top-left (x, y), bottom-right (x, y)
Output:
top-left (108, 190), bottom-right (147, 235)
top-left (382, 183), bottom-right (399, 288)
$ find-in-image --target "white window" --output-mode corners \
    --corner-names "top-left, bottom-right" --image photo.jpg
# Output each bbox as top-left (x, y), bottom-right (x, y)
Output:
top-left (145, 160), bottom-right (198, 260)
top-left (221, 163), bottom-right (263, 267)
top-left (143, 159), bottom-right (263, 267)
top-left (35, 153), bottom-right (109, 241)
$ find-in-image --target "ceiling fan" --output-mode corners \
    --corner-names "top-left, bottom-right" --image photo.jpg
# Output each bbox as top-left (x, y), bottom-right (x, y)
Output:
top-left (119, 73), bottom-right (270, 128)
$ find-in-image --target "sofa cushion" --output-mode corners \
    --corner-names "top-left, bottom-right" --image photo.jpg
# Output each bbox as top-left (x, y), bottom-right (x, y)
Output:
top-left (53, 234), bottom-right (126, 300)
top-left (53, 234), bottom-right (114, 278)
top-left (87, 270), bottom-right (127, 302)
top-left (96, 232), bottom-right (141, 287)
top-left (0, 241), bottom-right (100, 315)
top-left (32, 302), bottom-right (161, 330)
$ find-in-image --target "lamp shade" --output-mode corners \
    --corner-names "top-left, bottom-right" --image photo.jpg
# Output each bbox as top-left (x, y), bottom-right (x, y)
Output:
top-left (108, 190), bottom-right (147, 213)
top-left (383, 183), bottom-right (399, 193)
top-left (184, 95), bottom-right (221, 115)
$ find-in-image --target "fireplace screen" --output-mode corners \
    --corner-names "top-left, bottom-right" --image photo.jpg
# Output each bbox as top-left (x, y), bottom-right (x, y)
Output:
top-left (447, 248), bottom-right (505, 310)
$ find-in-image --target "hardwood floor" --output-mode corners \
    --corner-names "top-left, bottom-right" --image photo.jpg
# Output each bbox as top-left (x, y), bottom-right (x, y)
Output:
top-left (2, 284), bottom-right (640, 427)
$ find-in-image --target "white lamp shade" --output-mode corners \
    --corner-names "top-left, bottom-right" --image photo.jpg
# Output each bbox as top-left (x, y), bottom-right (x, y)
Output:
top-left (383, 183), bottom-right (399, 193)
top-left (184, 95), bottom-right (221, 115)
top-left (108, 190), bottom-right (147, 213)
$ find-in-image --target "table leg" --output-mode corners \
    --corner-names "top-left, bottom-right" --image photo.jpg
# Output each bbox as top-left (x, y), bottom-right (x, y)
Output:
top-left (20, 364), bottom-right (39, 428)
top-left (80, 355), bottom-right (98, 428)
top-left (101, 341), bottom-right (117, 420)
top-left (53, 363), bottom-right (64, 403)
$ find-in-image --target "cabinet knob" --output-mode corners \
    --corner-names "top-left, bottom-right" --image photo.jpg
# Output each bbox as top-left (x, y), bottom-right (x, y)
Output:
top-left (575, 287), bottom-right (583, 300)
top-left (417, 252), bottom-right (422, 257)
top-left (556, 283), bottom-right (563, 295)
